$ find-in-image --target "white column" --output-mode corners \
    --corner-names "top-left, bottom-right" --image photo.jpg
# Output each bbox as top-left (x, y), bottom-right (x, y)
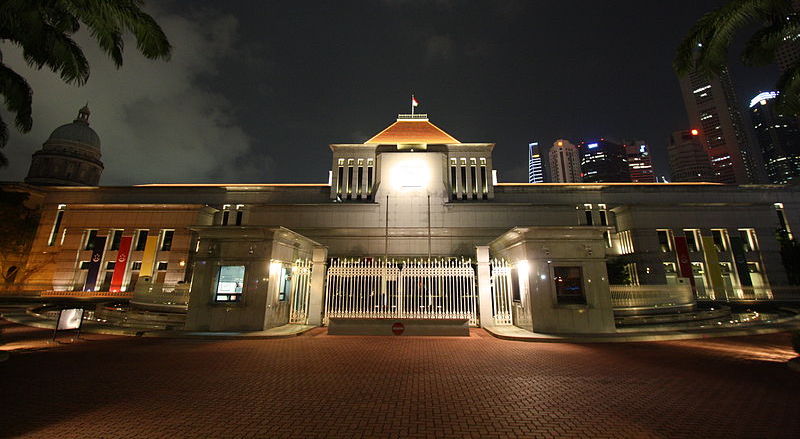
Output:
top-left (307, 246), bottom-right (328, 326)
top-left (476, 246), bottom-right (493, 327)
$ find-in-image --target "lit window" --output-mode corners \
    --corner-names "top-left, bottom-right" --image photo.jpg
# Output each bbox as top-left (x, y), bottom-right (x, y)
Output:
top-left (160, 230), bottom-right (174, 251)
top-left (215, 265), bottom-right (245, 303)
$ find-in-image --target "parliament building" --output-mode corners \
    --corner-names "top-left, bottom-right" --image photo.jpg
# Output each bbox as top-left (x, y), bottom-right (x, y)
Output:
top-left (3, 107), bottom-right (798, 335)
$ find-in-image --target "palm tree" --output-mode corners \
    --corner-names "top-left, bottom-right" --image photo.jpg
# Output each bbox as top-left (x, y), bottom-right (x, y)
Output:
top-left (0, 0), bottom-right (171, 167)
top-left (675, 0), bottom-right (800, 114)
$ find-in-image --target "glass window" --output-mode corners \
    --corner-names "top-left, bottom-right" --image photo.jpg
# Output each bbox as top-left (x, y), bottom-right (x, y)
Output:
top-left (510, 266), bottom-right (521, 302)
top-left (84, 230), bottom-right (98, 250)
top-left (109, 230), bottom-right (123, 251)
top-left (160, 230), bottom-right (174, 251)
top-left (738, 229), bottom-right (758, 251)
top-left (599, 210), bottom-right (608, 226)
top-left (553, 266), bottom-right (586, 305)
top-left (222, 210), bottom-right (230, 226)
top-left (157, 261), bottom-right (168, 271)
top-left (585, 210), bottom-right (593, 225)
top-left (683, 229), bottom-right (700, 252)
top-left (711, 229), bottom-right (727, 251)
top-left (216, 265), bottom-right (245, 302)
top-left (657, 229), bottom-right (672, 252)
top-left (135, 230), bottom-right (149, 251)
top-left (131, 261), bottom-right (142, 271)
top-left (48, 209), bottom-right (65, 246)
top-left (235, 210), bottom-right (244, 226)
top-left (79, 261), bottom-right (90, 270)
top-left (106, 261), bottom-right (116, 270)
top-left (278, 266), bottom-right (291, 301)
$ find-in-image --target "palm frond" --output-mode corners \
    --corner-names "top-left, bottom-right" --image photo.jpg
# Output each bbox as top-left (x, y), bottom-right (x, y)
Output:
top-left (776, 61), bottom-right (800, 115)
top-left (675, 0), bottom-right (791, 76)
top-left (0, 114), bottom-right (8, 153)
top-left (63, 0), bottom-right (171, 65)
top-left (0, 62), bottom-right (33, 133)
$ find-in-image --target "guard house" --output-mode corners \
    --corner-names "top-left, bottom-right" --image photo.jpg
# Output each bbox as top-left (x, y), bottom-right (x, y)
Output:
top-left (8, 109), bottom-right (800, 335)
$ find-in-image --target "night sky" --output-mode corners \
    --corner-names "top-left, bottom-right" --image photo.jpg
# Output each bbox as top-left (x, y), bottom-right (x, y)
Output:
top-left (0, 0), bottom-right (781, 185)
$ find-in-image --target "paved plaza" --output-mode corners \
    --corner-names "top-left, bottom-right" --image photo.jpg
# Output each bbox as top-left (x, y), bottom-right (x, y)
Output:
top-left (1, 318), bottom-right (799, 439)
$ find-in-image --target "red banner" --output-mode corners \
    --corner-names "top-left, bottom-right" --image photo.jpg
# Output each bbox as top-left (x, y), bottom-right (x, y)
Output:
top-left (673, 236), bottom-right (696, 292)
top-left (109, 236), bottom-right (132, 292)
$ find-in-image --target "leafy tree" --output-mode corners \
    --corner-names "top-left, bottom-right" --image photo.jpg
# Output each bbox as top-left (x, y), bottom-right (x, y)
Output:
top-left (776, 228), bottom-right (800, 285)
top-left (0, 0), bottom-right (171, 166)
top-left (606, 258), bottom-right (632, 285)
top-left (675, 0), bottom-right (800, 114)
top-left (0, 188), bottom-right (40, 286)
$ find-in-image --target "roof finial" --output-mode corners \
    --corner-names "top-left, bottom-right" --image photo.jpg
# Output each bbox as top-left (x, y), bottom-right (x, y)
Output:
top-left (76, 102), bottom-right (91, 124)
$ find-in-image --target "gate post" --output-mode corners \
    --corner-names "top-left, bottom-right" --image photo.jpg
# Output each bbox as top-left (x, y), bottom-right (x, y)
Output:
top-left (307, 246), bottom-right (328, 326)
top-left (476, 246), bottom-right (493, 327)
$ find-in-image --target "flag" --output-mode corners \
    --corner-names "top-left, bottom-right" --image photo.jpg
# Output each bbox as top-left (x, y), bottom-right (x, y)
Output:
top-left (412, 96), bottom-right (419, 107)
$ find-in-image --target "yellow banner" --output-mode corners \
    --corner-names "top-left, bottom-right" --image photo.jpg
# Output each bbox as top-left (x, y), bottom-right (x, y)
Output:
top-left (140, 235), bottom-right (160, 278)
top-left (702, 236), bottom-right (725, 299)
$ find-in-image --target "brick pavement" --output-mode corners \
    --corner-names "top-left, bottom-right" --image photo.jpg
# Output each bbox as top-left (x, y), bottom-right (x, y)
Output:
top-left (1, 318), bottom-right (799, 439)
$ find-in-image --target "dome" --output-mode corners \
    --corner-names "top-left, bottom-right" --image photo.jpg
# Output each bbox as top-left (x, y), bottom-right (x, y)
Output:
top-left (46, 105), bottom-right (101, 150)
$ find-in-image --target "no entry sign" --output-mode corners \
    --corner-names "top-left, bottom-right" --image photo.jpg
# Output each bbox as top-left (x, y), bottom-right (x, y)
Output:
top-left (391, 322), bottom-right (405, 335)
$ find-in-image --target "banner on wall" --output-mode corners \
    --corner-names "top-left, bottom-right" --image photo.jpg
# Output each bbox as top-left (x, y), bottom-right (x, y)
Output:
top-left (729, 236), bottom-right (753, 288)
top-left (83, 236), bottom-right (107, 291)
top-left (139, 235), bottom-right (160, 278)
top-left (673, 236), bottom-right (696, 292)
top-left (109, 236), bottom-right (132, 292)
top-left (701, 236), bottom-right (725, 299)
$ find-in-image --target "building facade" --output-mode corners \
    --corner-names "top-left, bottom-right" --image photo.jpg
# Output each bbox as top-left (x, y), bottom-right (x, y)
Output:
top-left (5, 111), bottom-right (800, 335)
top-left (528, 142), bottom-right (544, 183)
top-left (668, 130), bottom-right (715, 182)
top-left (624, 141), bottom-right (657, 183)
top-left (750, 91), bottom-right (800, 184)
top-left (548, 139), bottom-right (581, 183)
top-left (578, 139), bottom-right (630, 183)
top-left (678, 68), bottom-right (758, 184)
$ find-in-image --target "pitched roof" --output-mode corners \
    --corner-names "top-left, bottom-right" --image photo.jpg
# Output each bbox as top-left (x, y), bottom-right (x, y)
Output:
top-left (365, 117), bottom-right (459, 144)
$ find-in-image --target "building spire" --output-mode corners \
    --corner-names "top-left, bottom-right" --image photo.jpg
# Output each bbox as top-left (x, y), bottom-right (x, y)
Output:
top-left (76, 102), bottom-right (91, 124)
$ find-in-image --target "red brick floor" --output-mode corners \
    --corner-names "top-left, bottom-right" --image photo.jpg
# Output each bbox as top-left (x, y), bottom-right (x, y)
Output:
top-left (1, 319), bottom-right (799, 438)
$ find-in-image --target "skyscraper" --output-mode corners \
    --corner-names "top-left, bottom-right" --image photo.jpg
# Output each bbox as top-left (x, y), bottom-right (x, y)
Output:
top-left (548, 139), bottom-right (581, 183)
top-left (667, 130), bottom-right (715, 182)
top-left (528, 142), bottom-right (545, 183)
top-left (624, 141), bottom-right (657, 183)
top-left (750, 91), bottom-right (800, 184)
top-left (678, 67), bottom-right (758, 184)
top-left (776, 1), bottom-right (800, 72)
top-left (578, 139), bottom-right (630, 183)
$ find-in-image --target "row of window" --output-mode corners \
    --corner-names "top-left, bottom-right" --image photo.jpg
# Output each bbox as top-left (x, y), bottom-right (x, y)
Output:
top-left (79, 260), bottom-right (168, 271)
top-left (82, 229), bottom-right (175, 252)
top-left (336, 158), bottom-right (374, 200)
top-left (656, 228), bottom-right (759, 253)
top-left (214, 265), bottom-right (292, 303)
top-left (449, 157), bottom-right (488, 200)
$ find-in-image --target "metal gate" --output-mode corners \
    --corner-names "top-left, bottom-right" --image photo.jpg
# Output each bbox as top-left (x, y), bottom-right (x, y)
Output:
top-left (490, 259), bottom-right (514, 326)
top-left (324, 258), bottom-right (478, 326)
top-left (288, 259), bottom-right (313, 324)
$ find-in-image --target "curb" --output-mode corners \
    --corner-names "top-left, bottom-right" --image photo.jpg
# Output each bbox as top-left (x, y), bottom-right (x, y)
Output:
top-left (483, 320), bottom-right (800, 344)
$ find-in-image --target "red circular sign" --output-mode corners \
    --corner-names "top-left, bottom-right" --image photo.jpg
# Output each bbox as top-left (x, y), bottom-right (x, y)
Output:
top-left (391, 322), bottom-right (405, 335)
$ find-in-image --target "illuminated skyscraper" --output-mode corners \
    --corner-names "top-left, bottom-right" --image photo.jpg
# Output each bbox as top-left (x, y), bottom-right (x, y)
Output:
top-left (668, 130), bottom-right (715, 182)
top-left (528, 142), bottom-right (545, 183)
top-left (750, 91), bottom-right (800, 184)
top-left (578, 139), bottom-right (630, 183)
top-left (624, 141), bottom-right (657, 183)
top-left (678, 67), bottom-right (758, 184)
top-left (548, 139), bottom-right (581, 183)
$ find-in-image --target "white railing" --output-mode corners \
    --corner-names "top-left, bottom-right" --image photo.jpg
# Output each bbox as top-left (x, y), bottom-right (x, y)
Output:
top-left (324, 258), bottom-right (478, 326)
top-left (289, 259), bottom-right (313, 324)
top-left (610, 285), bottom-right (694, 310)
top-left (696, 286), bottom-right (776, 301)
top-left (490, 259), bottom-right (514, 326)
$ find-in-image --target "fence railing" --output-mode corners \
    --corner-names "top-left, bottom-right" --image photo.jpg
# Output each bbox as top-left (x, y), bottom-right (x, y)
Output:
top-left (490, 259), bottom-right (514, 326)
top-left (324, 258), bottom-right (478, 326)
top-left (610, 285), bottom-right (694, 310)
top-left (289, 259), bottom-right (313, 324)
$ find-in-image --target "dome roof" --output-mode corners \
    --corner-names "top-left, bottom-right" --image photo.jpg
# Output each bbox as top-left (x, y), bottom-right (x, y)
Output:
top-left (46, 105), bottom-right (101, 150)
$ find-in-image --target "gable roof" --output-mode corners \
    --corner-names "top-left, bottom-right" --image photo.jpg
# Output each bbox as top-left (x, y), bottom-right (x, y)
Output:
top-left (365, 117), bottom-right (459, 144)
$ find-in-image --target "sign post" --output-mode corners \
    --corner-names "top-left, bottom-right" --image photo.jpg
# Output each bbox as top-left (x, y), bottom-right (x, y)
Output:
top-left (52, 308), bottom-right (85, 342)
